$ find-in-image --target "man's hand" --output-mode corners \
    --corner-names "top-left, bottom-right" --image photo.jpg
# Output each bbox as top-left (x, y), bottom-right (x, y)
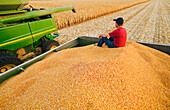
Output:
top-left (99, 34), bottom-right (109, 38)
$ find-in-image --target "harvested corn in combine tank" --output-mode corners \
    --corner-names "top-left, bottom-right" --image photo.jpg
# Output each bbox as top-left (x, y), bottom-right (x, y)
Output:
top-left (0, 41), bottom-right (169, 109)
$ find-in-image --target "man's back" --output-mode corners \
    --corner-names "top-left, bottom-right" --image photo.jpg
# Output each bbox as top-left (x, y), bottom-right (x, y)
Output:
top-left (109, 27), bottom-right (127, 47)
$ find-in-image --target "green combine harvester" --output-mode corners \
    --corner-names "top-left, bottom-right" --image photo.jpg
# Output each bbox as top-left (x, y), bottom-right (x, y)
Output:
top-left (0, 0), bottom-right (75, 73)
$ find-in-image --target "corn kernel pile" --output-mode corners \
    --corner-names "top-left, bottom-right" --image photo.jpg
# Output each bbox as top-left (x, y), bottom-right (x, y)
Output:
top-left (0, 41), bottom-right (169, 109)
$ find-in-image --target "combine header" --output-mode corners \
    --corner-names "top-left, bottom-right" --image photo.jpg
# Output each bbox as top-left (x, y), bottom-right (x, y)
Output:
top-left (0, 0), bottom-right (75, 73)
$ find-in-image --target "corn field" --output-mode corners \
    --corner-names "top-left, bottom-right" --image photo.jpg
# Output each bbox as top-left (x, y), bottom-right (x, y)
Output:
top-left (29, 0), bottom-right (150, 29)
top-left (55, 0), bottom-right (169, 44)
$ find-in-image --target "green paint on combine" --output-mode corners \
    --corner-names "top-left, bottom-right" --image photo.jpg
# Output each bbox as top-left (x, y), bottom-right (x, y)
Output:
top-left (0, 0), bottom-right (75, 73)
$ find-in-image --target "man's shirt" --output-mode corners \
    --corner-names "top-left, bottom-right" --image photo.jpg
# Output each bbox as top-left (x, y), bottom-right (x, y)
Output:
top-left (109, 27), bottom-right (127, 47)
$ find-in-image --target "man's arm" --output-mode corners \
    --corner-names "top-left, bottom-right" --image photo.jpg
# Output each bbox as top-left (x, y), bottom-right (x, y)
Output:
top-left (99, 29), bottom-right (117, 38)
top-left (99, 34), bottom-right (110, 38)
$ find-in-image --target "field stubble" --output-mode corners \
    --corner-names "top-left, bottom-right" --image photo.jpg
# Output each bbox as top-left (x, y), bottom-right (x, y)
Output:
top-left (29, 0), bottom-right (150, 29)
top-left (54, 0), bottom-right (169, 44)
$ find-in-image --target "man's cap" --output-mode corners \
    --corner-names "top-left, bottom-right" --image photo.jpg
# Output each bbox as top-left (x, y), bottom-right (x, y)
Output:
top-left (113, 17), bottom-right (124, 26)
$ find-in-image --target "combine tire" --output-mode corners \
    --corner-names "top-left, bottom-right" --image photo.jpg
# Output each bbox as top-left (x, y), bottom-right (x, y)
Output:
top-left (0, 52), bottom-right (13, 57)
top-left (42, 40), bottom-right (59, 53)
top-left (0, 55), bottom-right (23, 73)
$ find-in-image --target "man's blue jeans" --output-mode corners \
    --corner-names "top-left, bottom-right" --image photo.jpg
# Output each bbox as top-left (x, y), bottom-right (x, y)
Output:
top-left (97, 37), bottom-right (117, 48)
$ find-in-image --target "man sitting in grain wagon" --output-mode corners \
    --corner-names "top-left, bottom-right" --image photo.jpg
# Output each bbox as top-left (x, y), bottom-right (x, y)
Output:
top-left (96, 17), bottom-right (127, 48)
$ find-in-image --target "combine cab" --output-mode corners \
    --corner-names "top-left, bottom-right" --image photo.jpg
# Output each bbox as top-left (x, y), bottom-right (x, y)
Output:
top-left (0, 0), bottom-right (75, 73)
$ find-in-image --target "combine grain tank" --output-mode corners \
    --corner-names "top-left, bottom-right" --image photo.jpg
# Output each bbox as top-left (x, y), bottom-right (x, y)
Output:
top-left (0, 0), bottom-right (75, 73)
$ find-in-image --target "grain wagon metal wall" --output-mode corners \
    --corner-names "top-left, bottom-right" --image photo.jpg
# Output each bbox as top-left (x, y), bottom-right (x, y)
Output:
top-left (0, 36), bottom-right (169, 84)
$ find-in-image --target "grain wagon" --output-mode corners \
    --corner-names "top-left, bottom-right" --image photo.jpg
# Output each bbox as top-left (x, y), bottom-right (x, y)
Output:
top-left (0, 36), bottom-right (169, 83)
